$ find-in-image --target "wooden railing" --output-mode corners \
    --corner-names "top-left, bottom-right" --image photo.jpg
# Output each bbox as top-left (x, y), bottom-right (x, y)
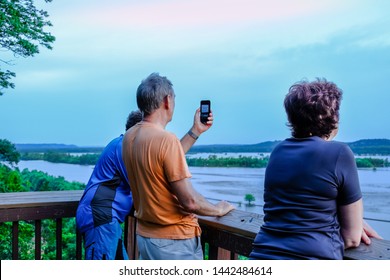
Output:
top-left (0, 190), bottom-right (389, 260)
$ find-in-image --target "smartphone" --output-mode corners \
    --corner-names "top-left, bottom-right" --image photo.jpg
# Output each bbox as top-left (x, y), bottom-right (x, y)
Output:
top-left (200, 100), bottom-right (211, 124)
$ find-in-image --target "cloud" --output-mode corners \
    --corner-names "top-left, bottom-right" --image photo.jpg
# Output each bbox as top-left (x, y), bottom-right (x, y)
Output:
top-left (77, 0), bottom-right (337, 29)
top-left (49, 0), bottom-right (351, 55)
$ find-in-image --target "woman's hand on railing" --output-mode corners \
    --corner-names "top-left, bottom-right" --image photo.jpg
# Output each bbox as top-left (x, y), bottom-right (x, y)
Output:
top-left (361, 219), bottom-right (383, 245)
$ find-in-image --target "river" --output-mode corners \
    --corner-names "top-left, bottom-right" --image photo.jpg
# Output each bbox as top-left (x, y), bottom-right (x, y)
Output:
top-left (16, 160), bottom-right (390, 239)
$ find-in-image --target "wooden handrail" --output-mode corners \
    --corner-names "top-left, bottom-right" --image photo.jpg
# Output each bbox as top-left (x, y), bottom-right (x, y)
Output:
top-left (0, 190), bottom-right (83, 260)
top-left (198, 210), bottom-right (390, 260)
top-left (0, 190), bottom-right (389, 260)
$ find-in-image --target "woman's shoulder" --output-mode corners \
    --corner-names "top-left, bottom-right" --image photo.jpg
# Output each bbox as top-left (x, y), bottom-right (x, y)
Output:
top-left (319, 140), bottom-right (356, 162)
top-left (281, 136), bottom-right (352, 153)
top-left (325, 139), bottom-right (351, 150)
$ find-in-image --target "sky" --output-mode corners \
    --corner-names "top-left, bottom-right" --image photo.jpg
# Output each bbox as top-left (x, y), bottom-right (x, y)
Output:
top-left (1, 0), bottom-right (390, 146)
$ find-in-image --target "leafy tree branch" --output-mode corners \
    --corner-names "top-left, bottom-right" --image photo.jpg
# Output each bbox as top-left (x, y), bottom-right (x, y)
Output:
top-left (0, 0), bottom-right (55, 95)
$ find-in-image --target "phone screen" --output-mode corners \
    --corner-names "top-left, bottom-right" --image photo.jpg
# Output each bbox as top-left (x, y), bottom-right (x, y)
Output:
top-left (201, 103), bottom-right (210, 113)
top-left (200, 100), bottom-right (211, 124)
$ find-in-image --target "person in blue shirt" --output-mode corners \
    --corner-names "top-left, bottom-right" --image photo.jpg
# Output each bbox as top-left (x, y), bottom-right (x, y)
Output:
top-left (76, 110), bottom-right (142, 260)
top-left (250, 78), bottom-right (381, 259)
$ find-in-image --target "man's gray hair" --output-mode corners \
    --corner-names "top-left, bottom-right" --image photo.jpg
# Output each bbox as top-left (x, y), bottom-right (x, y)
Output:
top-left (136, 73), bottom-right (174, 116)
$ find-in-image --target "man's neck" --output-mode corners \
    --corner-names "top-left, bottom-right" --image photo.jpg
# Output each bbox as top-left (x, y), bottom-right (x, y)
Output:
top-left (143, 110), bottom-right (170, 129)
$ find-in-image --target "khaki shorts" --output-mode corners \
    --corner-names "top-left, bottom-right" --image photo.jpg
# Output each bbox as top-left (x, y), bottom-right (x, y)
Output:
top-left (137, 235), bottom-right (203, 260)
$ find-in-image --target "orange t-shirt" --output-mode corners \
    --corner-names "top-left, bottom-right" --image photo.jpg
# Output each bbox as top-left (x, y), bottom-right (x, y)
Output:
top-left (122, 121), bottom-right (201, 239)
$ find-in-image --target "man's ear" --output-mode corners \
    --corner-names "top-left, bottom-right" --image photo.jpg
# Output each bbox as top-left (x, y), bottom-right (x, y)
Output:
top-left (163, 95), bottom-right (170, 109)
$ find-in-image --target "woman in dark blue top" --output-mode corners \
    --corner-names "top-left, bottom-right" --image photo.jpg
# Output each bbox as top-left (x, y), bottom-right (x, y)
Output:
top-left (250, 78), bottom-right (380, 259)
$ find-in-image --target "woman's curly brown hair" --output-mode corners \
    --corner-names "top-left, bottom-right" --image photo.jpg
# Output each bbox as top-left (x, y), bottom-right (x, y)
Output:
top-left (284, 78), bottom-right (343, 139)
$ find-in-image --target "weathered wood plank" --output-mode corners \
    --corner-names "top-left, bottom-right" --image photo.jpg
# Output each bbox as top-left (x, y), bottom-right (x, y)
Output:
top-left (198, 209), bottom-right (390, 260)
top-left (56, 218), bottom-right (63, 260)
top-left (0, 190), bottom-right (83, 208)
top-left (0, 204), bottom-right (79, 222)
top-left (35, 220), bottom-right (42, 260)
top-left (344, 239), bottom-right (390, 260)
top-left (200, 223), bottom-right (254, 257)
top-left (76, 230), bottom-right (83, 260)
top-left (199, 210), bottom-right (263, 238)
top-left (12, 221), bottom-right (18, 260)
top-left (125, 216), bottom-right (138, 260)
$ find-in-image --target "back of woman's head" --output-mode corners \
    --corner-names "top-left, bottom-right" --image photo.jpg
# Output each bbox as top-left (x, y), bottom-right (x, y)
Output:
top-left (284, 78), bottom-right (342, 139)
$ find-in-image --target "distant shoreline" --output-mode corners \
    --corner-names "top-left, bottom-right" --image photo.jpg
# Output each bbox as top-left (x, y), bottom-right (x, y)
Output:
top-left (16, 138), bottom-right (390, 155)
top-left (18, 152), bottom-right (390, 169)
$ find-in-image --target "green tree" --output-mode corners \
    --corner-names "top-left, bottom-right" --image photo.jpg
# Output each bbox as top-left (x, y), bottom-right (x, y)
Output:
top-left (0, 0), bottom-right (55, 95)
top-left (0, 222), bottom-right (12, 259)
top-left (5, 169), bottom-right (24, 192)
top-left (0, 139), bottom-right (20, 165)
top-left (244, 193), bottom-right (256, 206)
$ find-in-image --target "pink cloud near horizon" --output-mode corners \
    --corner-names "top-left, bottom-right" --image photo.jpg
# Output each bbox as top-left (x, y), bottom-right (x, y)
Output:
top-left (74, 0), bottom-right (340, 31)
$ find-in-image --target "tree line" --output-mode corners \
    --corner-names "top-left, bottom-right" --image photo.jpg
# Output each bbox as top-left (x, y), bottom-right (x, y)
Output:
top-left (187, 155), bottom-right (269, 168)
top-left (21, 152), bottom-right (100, 165)
top-left (20, 151), bottom-right (390, 168)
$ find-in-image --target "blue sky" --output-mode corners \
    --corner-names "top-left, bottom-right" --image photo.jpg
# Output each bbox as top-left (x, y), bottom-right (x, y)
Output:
top-left (1, 0), bottom-right (390, 146)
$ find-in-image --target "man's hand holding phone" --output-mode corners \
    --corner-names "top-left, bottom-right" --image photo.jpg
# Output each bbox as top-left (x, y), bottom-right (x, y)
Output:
top-left (182, 101), bottom-right (213, 153)
top-left (188, 100), bottom-right (213, 140)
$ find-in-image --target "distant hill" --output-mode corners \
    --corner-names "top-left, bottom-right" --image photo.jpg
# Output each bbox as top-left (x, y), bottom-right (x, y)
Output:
top-left (189, 139), bottom-right (390, 155)
top-left (347, 139), bottom-right (390, 155)
top-left (15, 143), bottom-right (104, 153)
top-left (188, 141), bottom-right (281, 154)
top-left (15, 139), bottom-right (390, 155)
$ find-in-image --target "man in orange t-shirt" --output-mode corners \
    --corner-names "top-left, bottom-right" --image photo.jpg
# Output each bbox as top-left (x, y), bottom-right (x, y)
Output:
top-left (122, 73), bottom-right (234, 260)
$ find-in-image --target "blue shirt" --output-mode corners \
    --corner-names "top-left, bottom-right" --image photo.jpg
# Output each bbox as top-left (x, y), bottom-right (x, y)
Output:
top-left (250, 136), bottom-right (362, 259)
top-left (76, 135), bottom-right (132, 233)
